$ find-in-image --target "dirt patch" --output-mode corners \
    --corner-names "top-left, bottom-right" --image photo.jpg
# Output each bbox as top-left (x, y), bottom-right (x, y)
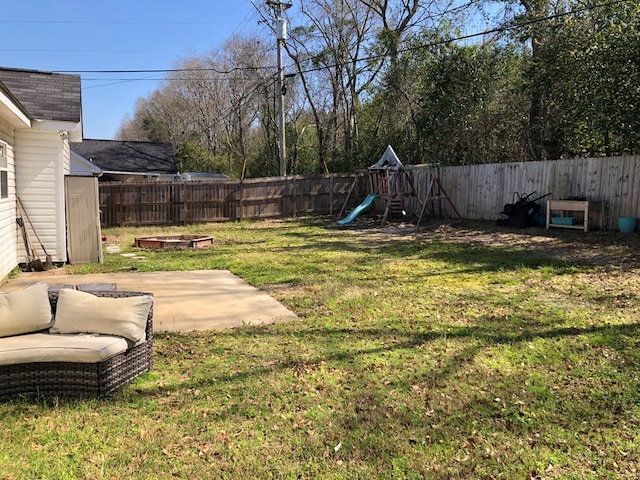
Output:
top-left (348, 219), bottom-right (640, 270)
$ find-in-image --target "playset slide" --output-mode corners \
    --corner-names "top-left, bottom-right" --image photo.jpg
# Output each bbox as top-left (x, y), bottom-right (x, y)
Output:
top-left (337, 194), bottom-right (379, 225)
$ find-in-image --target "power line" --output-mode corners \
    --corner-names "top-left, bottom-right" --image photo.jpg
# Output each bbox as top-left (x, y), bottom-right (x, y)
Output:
top-left (69, 66), bottom-right (273, 74)
top-left (294, 0), bottom-right (632, 76)
top-left (0, 19), bottom-right (241, 26)
top-left (228, 7), bottom-right (263, 38)
top-left (0, 48), bottom-right (209, 54)
top-left (66, 0), bottom-right (629, 82)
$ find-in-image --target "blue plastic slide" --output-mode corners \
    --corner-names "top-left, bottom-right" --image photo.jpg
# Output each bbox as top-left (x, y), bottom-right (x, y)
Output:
top-left (337, 194), bottom-right (379, 225)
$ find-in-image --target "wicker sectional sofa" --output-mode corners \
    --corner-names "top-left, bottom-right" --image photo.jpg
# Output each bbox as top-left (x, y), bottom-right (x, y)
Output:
top-left (0, 283), bottom-right (153, 401)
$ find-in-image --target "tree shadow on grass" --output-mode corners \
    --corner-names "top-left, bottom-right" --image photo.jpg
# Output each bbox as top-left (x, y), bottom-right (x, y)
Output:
top-left (150, 318), bottom-right (640, 401)
top-left (297, 217), bottom-right (640, 271)
top-left (118, 307), bottom-right (640, 477)
top-left (131, 320), bottom-right (639, 479)
top-left (244, 233), bottom-right (584, 290)
top-left (252, 217), bottom-right (637, 280)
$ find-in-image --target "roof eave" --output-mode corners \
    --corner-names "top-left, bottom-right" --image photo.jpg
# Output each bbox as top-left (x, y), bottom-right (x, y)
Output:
top-left (0, 83), bottom-right (32, 129)
top-left (31, 119), bottom-right (83, 142)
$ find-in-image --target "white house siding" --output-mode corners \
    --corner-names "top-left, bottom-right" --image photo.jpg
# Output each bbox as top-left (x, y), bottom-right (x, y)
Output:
top-left (14, 129), bottom-right (67, 263)
top-left (62, 138), bottom-right (70, 174)
top-left (0, 122), bottom-right (17, 283)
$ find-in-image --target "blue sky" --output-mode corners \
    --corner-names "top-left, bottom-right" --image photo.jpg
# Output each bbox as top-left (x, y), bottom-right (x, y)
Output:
top-left (1, 1), bottom-right (262, 139)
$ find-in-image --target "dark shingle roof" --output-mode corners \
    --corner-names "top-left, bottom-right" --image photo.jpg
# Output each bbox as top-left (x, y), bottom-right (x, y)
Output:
top-left (70, 139), bottom-right (177, 174)
top-left (0, 67), bottom-right (81, 123)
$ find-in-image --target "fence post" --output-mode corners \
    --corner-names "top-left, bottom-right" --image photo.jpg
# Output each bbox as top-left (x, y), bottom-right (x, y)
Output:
top-left (119, 183), bottom-right (125, 226)
top-left (329, 175), bottom-right (334, 216)
top-left (183, 182), bottom-right (189, 225)
top-left (238, 181), bottom-right (244, 221)
top-left (163, 183), bottom-right (170, 224)
top-left (291, 176), bottom-right (296, 217)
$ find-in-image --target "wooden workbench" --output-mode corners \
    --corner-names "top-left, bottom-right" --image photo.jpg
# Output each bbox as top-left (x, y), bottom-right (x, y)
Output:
top-left (546, 199), bottom-right (604, 232)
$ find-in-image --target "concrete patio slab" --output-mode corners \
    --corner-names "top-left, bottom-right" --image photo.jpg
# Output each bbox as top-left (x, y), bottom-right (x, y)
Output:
top-left (1, 270), bottom-right (298, 333)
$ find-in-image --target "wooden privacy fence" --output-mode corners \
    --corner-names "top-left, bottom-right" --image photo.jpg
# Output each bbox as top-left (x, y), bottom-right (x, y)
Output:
top-left (99, 155), bottom-right (640, 229)
top-left (407, 155), bottom-right (639, 230)
top-left (99, 174), bottom-right (357, 227)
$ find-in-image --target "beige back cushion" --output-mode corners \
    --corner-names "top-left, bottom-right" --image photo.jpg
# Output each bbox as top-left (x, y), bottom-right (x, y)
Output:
top-left (0, 282), bottom-right (53, 337)
top-left (51, 289), bottom-right (152, 342)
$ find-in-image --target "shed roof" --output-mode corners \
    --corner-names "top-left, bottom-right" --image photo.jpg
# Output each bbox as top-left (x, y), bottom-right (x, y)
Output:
top-left (70, 139), bottom-right (177, 174)
top-left (0, 67), bottom-right (81, 123)
top-left (70, 150), bottom-right (103, 176)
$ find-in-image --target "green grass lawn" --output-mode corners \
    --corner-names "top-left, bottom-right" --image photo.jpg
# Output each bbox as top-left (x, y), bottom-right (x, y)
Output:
top-left (2, 217), bottom-right (639, 479)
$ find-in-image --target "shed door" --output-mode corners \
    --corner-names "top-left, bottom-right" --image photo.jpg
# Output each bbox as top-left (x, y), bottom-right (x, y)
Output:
top-left (65, 176), bottom-right (103, 264)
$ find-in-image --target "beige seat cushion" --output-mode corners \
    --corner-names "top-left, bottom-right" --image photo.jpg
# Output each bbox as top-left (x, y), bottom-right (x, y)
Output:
top-left (0, 333), bottom-right (129, 365)
top-left (51, 289), bottom-right (152, 342)
top-left (0, 283), bottom-right (53, 337)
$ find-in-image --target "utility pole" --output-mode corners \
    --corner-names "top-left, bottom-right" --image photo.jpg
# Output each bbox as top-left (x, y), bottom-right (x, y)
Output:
top-left (267, 0), bottom-right (292, 177)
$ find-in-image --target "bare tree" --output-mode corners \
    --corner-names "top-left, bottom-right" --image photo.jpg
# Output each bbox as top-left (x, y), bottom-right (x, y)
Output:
top-left (217, 35), bottom-right (274, 177)
top-left (117, 33), bottom-right (275, 177)
top-left (269, 0), bottom-right (384, 171)
top-left (255, 0), bottom-right (453, 171)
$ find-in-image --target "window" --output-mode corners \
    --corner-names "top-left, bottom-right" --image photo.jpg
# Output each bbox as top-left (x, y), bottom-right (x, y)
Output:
top-left (0, 143), bottom-right (7, 199)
